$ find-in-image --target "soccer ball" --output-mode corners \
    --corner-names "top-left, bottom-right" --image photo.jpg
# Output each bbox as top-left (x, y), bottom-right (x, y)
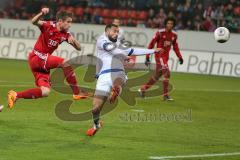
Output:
top-left (214, 27), bottom-right (230, 43)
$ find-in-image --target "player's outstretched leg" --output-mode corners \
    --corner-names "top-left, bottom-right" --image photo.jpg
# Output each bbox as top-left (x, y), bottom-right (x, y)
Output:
top-left (139, 70), bottom-right (161, 98)
top-left (61, 61), bottom-right (92, 100)
top-left (86, 95), bottom-right (106, 136)
top-left (7, 86), bottom-right (50, 109)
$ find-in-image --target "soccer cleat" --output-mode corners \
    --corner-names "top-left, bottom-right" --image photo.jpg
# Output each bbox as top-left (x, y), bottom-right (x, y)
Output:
top-left (86, 121), bottom-right (103, 136)
top-left (138, 88), bottom-right (145, 98)
top-left (163, 95), bottom-right (174, 101)
top-left (73, 91), bottom-right (93, 100)
top-left (109, 86), bottom-right (121, 104)
top-left (7, 90), bottom-right (17, 109)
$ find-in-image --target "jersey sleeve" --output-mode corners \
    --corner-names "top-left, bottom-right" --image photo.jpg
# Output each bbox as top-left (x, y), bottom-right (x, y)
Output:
top-left (110, 48), bottom-right (155, 56)
top-left (40, 21), bottom-right (51, 32)
top-left (146, 31), bottom-right (160, 59)
top-left (172, 35), bottom-right (182, 59)
top-left (97, 36), bottom-right (108, 50)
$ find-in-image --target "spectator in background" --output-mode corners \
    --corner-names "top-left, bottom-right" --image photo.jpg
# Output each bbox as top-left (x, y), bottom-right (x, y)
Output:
top-left (168, 11), bottom-right (175, 18)
top-left (203, 6), bottom-right (215, 19)
top-left (146, 19), bottom-right (154, 28)
top-left (201, 16), bottom-right (216, 31)
top-left (167, 1), bottom-right (177, 14)
top-left (212, 5), bottom-right (224, 20)
top-left (91, 11), bottom-right (103, 24)
top-left (194, 3), bottom-right (204, 18)
top-left (127, 18), bottom-right (135, 27)
top-left (148, 8), bottom-right (155, 19)
top-left (185, 20), bottom-right (194, 30)
top-left (181, 1), bottom-right (194, 27)
top-left (224, 4), bottom-right (234, 20)
top-left (193, 15), bottom-right (202, 31)
top-left (175, 20), bottom-right (184, 30)
top-left (152, 14), bottom-right (164, 28)
top-left (82, 7), bottom-right (92, 23)
top-left (1, 0), bottom-right (239, 33)
top-left (227, 19), bottom-right (239, 33)
top-left (156, 8), bottom-right (167, 21)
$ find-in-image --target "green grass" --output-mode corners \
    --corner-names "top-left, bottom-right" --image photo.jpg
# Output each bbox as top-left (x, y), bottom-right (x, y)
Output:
top-left (0, 58), bottom-right (240, 160)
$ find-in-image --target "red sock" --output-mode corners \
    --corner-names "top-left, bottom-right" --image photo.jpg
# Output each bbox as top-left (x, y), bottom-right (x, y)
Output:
top-left (141, 77), bottom-right (156, 91)
top-left (63, 66), bottom-right (80, 95)
top-left (17, 88), bottom-right (42, 99)
top-left (163, 79), bottom-right (169, 96)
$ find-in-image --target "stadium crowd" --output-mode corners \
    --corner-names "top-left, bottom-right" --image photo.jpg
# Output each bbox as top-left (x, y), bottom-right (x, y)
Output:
top-left (0, 0), bottom-right (239, 33)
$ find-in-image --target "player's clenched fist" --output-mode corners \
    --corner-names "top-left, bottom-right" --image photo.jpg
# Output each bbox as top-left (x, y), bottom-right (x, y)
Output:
top-left (41, 8), bottom-right (49, 15)
top-left (67, 36), bottom-right (75, 44)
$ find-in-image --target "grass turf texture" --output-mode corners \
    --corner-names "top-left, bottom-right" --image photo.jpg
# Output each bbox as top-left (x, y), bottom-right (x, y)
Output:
top-left (0, 58), bottom-right (239, 160)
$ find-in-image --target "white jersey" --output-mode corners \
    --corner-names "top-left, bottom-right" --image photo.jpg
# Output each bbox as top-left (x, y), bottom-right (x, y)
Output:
top-left (96, 33), bottom-right (128, 76)
top-left (95, 33), bottom-right (156, 96)
top-left (96, 33), bottom-right (156, 76)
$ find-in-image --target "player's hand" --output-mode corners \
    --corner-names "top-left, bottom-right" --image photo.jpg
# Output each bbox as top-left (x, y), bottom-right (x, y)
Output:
top-left (145, 57), bottom-right (150, 67)
top-left (41, 8), bottom-right (49, 15)
top-left (68, 36), bottom-right (75, 44)
top-left (179, 58), bottom-right (184, 65)
top-left (154, 48), bottom-right (165, 53)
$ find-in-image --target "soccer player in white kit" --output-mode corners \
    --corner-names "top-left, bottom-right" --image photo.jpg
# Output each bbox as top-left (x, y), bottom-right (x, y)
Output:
top-left (86, 24), bottom-right (162, 136)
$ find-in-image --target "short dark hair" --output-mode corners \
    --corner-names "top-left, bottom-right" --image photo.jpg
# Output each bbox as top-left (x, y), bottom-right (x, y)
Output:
top-left (56, 11), bottom-right (73, 21)
top-left (105, 24), bottom-right (118, 32)
top-left (164, 17), bottom-right (176, 26)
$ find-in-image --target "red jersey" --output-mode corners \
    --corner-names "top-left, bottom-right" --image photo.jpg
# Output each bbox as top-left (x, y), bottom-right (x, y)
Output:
top-left (34, 21), bottom-right (70, 55)
top-left (146, 29), bottom-right (182, 60)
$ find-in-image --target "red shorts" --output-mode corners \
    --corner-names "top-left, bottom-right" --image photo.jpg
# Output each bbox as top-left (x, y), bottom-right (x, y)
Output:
top-left (155, 55), bottom-right (169, 72)
top-left (28, 51), bottom-right (64, 88)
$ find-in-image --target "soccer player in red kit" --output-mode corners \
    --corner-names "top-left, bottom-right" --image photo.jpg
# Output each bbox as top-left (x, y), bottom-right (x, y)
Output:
top-left (139, 17), bottom-right (184, 101)
top-left (7, 8), bottom-right (89, 108)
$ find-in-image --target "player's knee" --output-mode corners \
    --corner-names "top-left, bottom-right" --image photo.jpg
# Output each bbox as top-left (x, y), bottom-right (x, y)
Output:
top-left (163, 73), bottom-right (170, 79)
top-left (162, 68), bottom-right (170, 78)
top-left (41, 87), bottom-right (51, 97)
top-left (153, 72), bottom-right (161, 80)
top-left (93, 99), bottom-right (101, 109)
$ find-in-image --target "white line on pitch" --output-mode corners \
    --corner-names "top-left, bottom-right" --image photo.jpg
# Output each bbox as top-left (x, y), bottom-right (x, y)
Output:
top-left (149, 152), bottom-right (240, 160)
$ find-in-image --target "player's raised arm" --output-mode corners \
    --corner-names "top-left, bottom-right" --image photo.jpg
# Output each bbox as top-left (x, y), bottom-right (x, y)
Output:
top-left (31, 8), bottom-right (49, 27)
top-left (68, 35), bottom-right (81, 51)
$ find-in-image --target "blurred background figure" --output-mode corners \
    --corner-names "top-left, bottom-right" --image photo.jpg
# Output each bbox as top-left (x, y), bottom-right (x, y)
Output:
top-left (0, 0), bottom-right (239, 33)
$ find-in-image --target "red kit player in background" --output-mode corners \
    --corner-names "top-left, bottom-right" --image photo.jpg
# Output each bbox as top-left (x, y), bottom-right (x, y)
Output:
top-left (8, 8), bottom-right (89, 108)
top-left (139, 17), bottom-right (184, 101)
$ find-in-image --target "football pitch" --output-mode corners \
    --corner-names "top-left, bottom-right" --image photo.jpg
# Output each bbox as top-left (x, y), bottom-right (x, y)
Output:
top-left (0, 58), bottom-right (240, 160)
